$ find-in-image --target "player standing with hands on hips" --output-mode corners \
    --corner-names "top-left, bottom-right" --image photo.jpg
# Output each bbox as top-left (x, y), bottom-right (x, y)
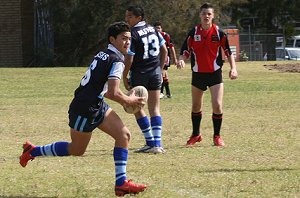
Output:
top-left (19, 21), bottom-right (147, 197)
top-left (124, 5), bottom-right (168, 154)
top-left (177, 3), bottom-right (238, 147)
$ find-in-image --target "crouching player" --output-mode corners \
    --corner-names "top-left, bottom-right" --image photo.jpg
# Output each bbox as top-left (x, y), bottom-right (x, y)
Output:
top-left (19, 21), bottom-right (147, 196)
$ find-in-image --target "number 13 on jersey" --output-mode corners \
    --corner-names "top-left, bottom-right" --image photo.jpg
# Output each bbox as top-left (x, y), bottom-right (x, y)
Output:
top-left (141, 34), bottom-right (160, 59)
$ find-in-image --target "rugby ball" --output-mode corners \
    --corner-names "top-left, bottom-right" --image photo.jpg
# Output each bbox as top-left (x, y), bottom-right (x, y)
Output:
top-left (123, 86), bottom-right (148, 114)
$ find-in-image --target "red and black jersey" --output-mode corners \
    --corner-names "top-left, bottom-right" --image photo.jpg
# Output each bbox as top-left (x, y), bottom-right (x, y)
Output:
top-left (180, 24), bottom-right (232, 73)
top-left (161, 32), bottom-right (174, 49)
top-left (161, 31), bottom-right (174, 58)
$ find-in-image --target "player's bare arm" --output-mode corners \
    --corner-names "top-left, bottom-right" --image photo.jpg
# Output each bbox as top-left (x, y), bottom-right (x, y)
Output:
top-left (170, 46), bottom-right (178, 65)
top-left (123, 54), bottom-right (134, 90)
top-left (160, 44), bottom-right (168, 69)
top-left (105, 79), bottom-right (145, 108)
top-left (227, 54), bottom-right (238, 80)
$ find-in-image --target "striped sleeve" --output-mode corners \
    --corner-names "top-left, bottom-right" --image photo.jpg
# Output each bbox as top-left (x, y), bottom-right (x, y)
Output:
top-left (108, 62), bottom-right (125, 80)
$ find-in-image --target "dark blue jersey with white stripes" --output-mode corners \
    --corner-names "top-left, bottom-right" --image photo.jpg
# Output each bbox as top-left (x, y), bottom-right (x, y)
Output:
top-left (69, 44), bottom-right (125, 116)
top-left (128, 21), bottom-right (165, 73)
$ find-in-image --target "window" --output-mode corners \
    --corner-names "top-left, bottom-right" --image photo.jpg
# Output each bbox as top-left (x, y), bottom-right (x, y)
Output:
top-left (295, 40), bottom-right (300, 47)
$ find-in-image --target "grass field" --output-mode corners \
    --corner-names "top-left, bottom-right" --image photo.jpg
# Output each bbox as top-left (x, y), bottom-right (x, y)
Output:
top-left (0, 61), bottom-right (299, 198)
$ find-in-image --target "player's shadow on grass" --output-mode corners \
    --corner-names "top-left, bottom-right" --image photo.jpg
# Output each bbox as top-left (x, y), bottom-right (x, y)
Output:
top-left (197, 167), bottom-right (299, 173)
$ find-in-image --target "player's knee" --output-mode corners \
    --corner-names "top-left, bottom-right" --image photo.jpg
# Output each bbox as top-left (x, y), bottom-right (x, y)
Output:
top-left (127, 131), bottom-right (131, 142)
top-left (122, 130), bottom-right (131, 143)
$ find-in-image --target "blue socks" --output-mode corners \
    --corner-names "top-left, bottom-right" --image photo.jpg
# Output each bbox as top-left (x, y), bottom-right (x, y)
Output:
top-left (137, 116), bottom-right (162, 147)
top-left (137, 116), bottom-right (154, 147)
top-left (151, 116), bottom-right (162, 147)
top-left (30, 141), bottom-right (70, 157)
top-left (30, 143), bottom-right (129, 187)
top-left (114, 147), bottom-right (128, 186)
top-left (29, 142), bottom-right (129, 187)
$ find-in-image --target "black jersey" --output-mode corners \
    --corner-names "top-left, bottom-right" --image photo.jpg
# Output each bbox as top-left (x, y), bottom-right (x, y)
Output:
top-left (128, 21), bottom-right (165, 73)
top-left (69, 44), bottom-right (125, 116)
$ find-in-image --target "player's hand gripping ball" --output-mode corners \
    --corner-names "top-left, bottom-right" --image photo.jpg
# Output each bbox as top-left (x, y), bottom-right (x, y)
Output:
top-left (123, 86), bottom-right (148, 114)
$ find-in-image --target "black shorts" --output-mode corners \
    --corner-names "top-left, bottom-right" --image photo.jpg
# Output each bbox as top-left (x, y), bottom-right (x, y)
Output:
top-left (68, 100), bottom-right (109, 132)
top-left (192, 69), bottom-right (223, 91)
top-left (130, 67), bottom-right (162, 91)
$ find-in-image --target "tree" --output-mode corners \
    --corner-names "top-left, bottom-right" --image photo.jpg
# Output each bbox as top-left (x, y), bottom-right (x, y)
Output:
top-left (47, 0), bottom-right (125, 66)
top-left (229, 0), bottom-right (300, 34)
top-left (42, 0), bottom-right (300, 66)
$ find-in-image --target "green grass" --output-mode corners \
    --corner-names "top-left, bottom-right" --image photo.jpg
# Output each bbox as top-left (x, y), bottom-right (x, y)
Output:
top-left (0, 61), bottom-right (299, 197)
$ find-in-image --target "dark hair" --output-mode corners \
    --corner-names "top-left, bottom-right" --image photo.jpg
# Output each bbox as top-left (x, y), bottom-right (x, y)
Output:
top-left (154, 21), bottom-right (162, 27)
top-left (127, 5), bottom-right (144, 20)
top-left (200, 2), bottom-right (214, 12)
top-left (107, 21), bottom-right (130, 43)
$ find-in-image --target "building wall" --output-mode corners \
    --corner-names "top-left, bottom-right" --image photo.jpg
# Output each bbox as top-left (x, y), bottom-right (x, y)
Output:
top-left (224, 29), bottom-right (240, 61)
top-left (0, 0), bottom-right (33, 67)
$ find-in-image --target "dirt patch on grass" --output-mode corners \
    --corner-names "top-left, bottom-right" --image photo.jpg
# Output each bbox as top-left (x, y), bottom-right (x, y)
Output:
top-left (264, 62), bottom-right (300, 73)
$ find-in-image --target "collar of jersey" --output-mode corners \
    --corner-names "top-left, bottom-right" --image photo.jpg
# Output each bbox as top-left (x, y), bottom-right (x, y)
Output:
top-left (108, 44), bottom-right (124, 61)
top-left (134, 21), bottom-right (146, 27)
